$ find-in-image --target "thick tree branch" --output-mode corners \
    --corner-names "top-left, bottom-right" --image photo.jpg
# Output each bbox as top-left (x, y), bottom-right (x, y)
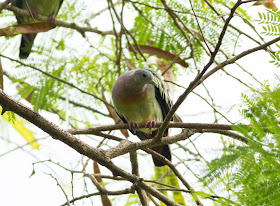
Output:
top-left (0, 89), bottom-right (182, 206)
top-left (130, 147), bottom-right (149, 205)
top-left (135, 187), bottom-right (150, 206)
top-left (105, 129), bottom-right (195, 159)
top-left (68, 122), bottom-right (233, 134)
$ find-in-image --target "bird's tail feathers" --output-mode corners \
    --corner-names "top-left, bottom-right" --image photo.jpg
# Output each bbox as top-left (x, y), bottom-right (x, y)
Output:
top-left (19, 33), bottom-right (37, 59)
top-left (151, 144), bottom-right (171, 167)
top-left (135, 129), bottom-right (171, 166)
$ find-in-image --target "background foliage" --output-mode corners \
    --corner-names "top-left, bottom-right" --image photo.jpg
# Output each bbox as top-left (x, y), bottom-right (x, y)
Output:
top-left (0, 0), bottom-right (280, 205)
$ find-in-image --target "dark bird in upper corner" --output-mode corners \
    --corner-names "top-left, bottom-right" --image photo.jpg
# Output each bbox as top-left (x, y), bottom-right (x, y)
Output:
top-left (12, 0), bottom-right (64, 59)
top-left (112, 67), bottom-right (172, 167)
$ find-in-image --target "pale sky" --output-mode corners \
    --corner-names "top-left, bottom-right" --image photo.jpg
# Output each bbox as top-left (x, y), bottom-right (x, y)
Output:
top-left (0, 1), bottom-right (279, 206)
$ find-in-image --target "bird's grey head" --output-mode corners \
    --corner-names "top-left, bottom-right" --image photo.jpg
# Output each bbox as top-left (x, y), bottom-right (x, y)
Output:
top-left (113, 68), bottom-right (156, 94)
top-left (131, 68), bottom-right (154, 86)
top-left (112, 68), bottom-right (156, 100)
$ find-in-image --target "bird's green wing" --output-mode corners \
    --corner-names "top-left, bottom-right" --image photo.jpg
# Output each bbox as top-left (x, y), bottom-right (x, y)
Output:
top-left (148, 68), bottom-right (173, 122)
top-left (12, 0), bottom-right (64, 58)
top-left (56, 0), bottom-right (64, 16)
top-left (12, 0), bottom-right (24, 23)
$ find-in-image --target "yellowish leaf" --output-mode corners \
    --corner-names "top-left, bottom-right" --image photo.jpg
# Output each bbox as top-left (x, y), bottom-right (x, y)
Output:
top-left (155, 166), bottom-right (186, 206)
top-left (167, 171), bottom-right (186, 205)
top-left (155, 166), bottom-right (168, 206)
top-left (253, 0), bottom-right (277, 9)
top-left (202, 0), bottom-right (207, 11)
top-left (2, 110), bottom-right (40, 150)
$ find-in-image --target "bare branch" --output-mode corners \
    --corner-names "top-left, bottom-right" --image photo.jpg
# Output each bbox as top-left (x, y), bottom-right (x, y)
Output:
top-left (105, 129), bottom-right (195, 159)
top-left (68, 122), bottom-right (234, 134)
top-left (155, 0), bottom-right (244, 140)
top-left (0, 54), bottom-right (113, 108)
top-left (135, 187), bottom-right (150, 206)
top-left (46, 173), bottom-right (70, 206)
top-left (6, 4), bottom-right (115, 36)
top-left (197, 36), bottom-right (280, 87)
top-left (144, 148), bottom-right (203, 206)
top-left (156, 0), bottom-right (279, 140)
top-left (85, 1), bottom-right (120, 26)
top-left (0, 0), bottom-right (13, 13)
top-left (61, 187), bottom-right (134, 206)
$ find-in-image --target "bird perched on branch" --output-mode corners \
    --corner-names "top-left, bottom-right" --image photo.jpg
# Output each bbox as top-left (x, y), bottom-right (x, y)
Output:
top-left (112, 67), bottom-right (172, 166)
top-left (12, 0), bottom-right (64, 59)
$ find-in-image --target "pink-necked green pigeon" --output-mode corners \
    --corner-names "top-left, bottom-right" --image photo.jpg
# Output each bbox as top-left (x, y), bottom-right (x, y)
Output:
top-left (112, 67), bottom-right (172, 167)
top-left (12, 0), bottom-right (64, 58)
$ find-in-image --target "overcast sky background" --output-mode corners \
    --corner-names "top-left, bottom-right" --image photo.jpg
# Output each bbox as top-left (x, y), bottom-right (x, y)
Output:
top-left (0, 1), bottom-right (280, 206)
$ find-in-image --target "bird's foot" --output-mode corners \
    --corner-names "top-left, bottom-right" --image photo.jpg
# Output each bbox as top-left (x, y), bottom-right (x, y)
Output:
top-left (145, 120), bottom-right (156, 134)
top-left (30, 9), bottom-right (38, 18)
top-left (128, 121), bottom-right (139, 132)
top-left (48, 15), bottom-right (56, 23)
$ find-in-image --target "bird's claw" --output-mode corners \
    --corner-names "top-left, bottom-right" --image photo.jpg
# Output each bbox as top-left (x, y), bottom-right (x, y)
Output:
top-left (48, 15), bottom-right (56, 23)
top-left (128, 121), bottom-right (139, 132)
top-left (30, 9), bottom-right (38, 17)
top-left (145, 120), bottom-right (156, 134)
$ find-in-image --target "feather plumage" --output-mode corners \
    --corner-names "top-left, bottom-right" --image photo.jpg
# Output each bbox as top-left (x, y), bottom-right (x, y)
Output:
top-left (12, 0), bottom-right (64, 58)
top-left (112, 67), bottom-right (172, 166)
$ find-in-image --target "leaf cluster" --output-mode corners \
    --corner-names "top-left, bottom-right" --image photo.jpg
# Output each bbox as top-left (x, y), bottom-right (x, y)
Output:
top-left (0, 0), bottom-right (275, 205)
top-left (258, 9), bottom-right (280, 36)
top-left (258, 9), bottom-right (280, 70)
top-left (130, 0), bottom-right (239, 70)
top-left (202, 84), bottom-right (280, 205)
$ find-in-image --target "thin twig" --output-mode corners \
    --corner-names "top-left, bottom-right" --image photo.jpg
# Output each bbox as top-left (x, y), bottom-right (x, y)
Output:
top-left (61, 187), bottom-right (134, 206)
top-left (188, 0), bottom-right (211, 53)
top-left (85, 1), bottom-right (120, 26)
top-left (143, 148), bottom-right (203, 206)
top-left (0, 54), bottom-right (113, 108)
top-left (0, 0), bottom-right (13, 13)
top-left (0, 137), bottom-right (46, 158)
top-left (155, 0), bottom-right (265, 140)
top-left (45, 173), bottom-right (71, 206)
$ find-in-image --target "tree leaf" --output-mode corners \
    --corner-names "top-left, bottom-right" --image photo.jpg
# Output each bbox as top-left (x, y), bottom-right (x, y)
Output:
top-left (127, 45), bottom-right (189, 68)
top-left (0, 22), bottom-right (56, 37)
top-left (2, 111), bottom-right (40, 150)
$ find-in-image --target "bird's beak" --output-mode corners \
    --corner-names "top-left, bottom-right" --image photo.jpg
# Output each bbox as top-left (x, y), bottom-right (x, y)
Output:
top-left (150, 80), bottom-right (158, 87)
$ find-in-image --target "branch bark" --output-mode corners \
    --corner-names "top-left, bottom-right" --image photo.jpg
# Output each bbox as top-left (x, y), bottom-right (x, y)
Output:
top-left (6, 4), bottom-right (115, 36)
top-left (0, 0), bottom-right (14, 13)
top-left (68, 122), bottom-right (234, 134)
top-left (0, 89), bottom-right (182, 206)
top-left (156, 0), bottom-right (244, 140)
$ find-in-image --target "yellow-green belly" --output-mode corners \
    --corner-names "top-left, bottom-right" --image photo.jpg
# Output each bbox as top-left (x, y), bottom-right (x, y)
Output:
top-left (22, 0), bottom-right (61, 21)
top-left (114, 90), bottom-right (163, 134)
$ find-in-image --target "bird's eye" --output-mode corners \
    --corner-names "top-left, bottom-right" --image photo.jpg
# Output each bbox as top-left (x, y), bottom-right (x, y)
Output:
top-left (143, 74), bottom-right (147, 78)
